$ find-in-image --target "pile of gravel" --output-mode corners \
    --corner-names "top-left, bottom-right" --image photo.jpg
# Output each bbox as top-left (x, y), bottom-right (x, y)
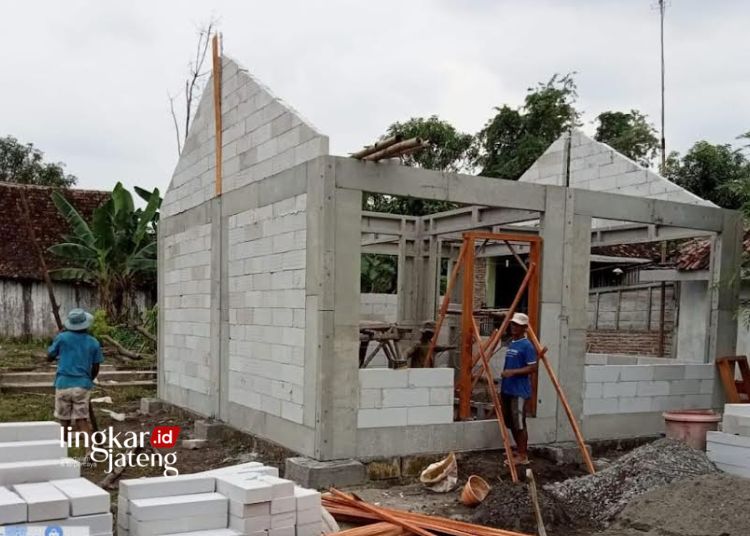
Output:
top-left (544, 438), bottom-right (718, 526)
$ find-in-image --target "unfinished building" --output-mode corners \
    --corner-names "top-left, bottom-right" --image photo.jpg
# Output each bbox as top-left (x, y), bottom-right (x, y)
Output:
top-left (158, 53), bottom-right (742, 461)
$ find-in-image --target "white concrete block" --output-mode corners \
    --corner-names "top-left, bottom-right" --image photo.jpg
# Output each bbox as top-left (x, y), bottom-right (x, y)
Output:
top-left (131, 512), bottom-right (227, 536)
top-left (601, 382), bottom-right (637, 398)
top-left (270, 495), bottom-right (295, 514)
top-left (407, 406), bottom-right (453, 425)
top-left (382, 388), bottom-right (429, 407)
top-left (0, 458), bottom-right (80, 486)
top-left (725, 404), bottom-right (750, 417)
top-left (359, 369), bottom-right (408, 389)
top-left (668, 379), bottom-right (702, 396)
top-left (408, 368), bottom-right (453, 387)
top-left (258, 476), bottom-right (294, 499)
top-left (130, 492), bottom-right (227, 522)
top-left (723, 414), bottom-right (750, 436)
top-left (293, 487), bottom-right (320, 512)
top-left (359, 389), bottom-right (382, 409)
top-left (271, 511), bottom-right (296, 528)
top-left (583, 397), bottom-right (618, 415)
top-left (684, 364), bottom-right (714, 380)
top-left (48, 512), bottom-right (114, 534)
top-left (619, 366), bottom-right (654, 382)
top-left (358, 408), bottom-right (408, 429)
top-left (119, 474), bottom-right (215, 500)
top-left (296, 521), bottom-right (322, 536)
top-left (217, 475), bottom-right (273, 504)
top-left (636, 381), bottom-right (670, 396)
top-left (652, 365), bottom-right (687, 381)
top-left (0, 485), bottom-right (26, 524)
top-left (229, 499), bottom-right (270, 517)
top-left (707, 430), bottom-right (750, 448)
top-left (0, 422), bottom-right (60, 442)
top-left (50, 477), bottom-right (110, 516)
top-left (167, 531), bottom-right (242, 536)
top-left (229, 512), bottom-right (271, 532)
top-left (429, 388), bottom-right (453, 406)
top-left (13, 482), bottom-right (69, 522)
top-left (584, 382), bottom-right (603, 399)
top-left (295, 506), bottom-right (320, 525)
top-left (0, 440), bottom-right (67, 463)
top-left (584, 366), bottom-right (621, 383)
top-left (618, 396), bottom-right (652, 413)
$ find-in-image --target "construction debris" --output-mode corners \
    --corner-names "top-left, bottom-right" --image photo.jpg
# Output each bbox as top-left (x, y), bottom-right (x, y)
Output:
top-left (418, 452), bottom-right (457, 493)
top-left (324, 489), bottom-right (533, 536)
top-left (351, 136), bottom-right (430, 162)
top-left (544, 438), bottom-right (718, 526)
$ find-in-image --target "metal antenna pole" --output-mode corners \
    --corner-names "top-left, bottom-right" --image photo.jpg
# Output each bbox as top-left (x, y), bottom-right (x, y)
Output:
top-left (659, 0), bottom-right (666, 170)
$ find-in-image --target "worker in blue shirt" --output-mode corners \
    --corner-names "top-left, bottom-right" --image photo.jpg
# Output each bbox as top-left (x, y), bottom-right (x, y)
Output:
top-left (498, 312), bottom-right (537, 465)
top-left (47, 309), bottom-right (103, 439)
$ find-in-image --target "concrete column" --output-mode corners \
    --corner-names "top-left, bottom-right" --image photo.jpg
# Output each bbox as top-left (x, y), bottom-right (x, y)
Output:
top-left (208, 197), bottom-right (222, 419)
top-left (539, 188), bottom-right (590, 442)
top-left (309, 159), bottom-right (361, 460)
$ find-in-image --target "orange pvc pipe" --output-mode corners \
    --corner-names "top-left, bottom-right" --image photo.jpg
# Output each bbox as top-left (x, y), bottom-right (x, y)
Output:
top-left (526, 327), bottom-right (596, 475)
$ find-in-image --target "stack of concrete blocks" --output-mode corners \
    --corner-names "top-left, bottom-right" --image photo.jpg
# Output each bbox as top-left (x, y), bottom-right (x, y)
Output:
top-left (0, 421), bottom-right (112, 535)
top-left (359, 294), bottom-right (398, 323)
top-left (707, 404), bottom-right (750, 478)
top-left (161, 221), bottom-right (214, 414)
top-left (358, 368), bottom-right (454, 428)
top-left (118, 462), bottom-right (321, 536)
top-left (227, 194), bottom-right (307, 424)
top-left (583, 363), bottom-right (714, 415)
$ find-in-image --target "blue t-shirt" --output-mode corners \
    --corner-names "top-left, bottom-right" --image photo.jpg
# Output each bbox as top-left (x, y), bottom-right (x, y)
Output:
top-left (48, 331), bottom-right (104, 390)
top-left (500, 337), bottom-right (537, 399)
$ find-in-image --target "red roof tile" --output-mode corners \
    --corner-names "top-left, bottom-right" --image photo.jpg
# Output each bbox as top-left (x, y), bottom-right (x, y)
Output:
top-left (0, 183), bottom-right (110, 281)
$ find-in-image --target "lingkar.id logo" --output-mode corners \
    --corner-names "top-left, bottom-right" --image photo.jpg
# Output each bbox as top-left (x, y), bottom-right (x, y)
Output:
top-left (61, 425), bottom-right (181, 476)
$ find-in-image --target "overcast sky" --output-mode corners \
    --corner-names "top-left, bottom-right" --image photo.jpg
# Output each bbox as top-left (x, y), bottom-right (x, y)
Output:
top-left (1, 1), bottom-right (748, 194)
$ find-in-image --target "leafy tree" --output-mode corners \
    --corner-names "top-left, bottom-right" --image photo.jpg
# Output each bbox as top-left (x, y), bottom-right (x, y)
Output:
top-left (0, 136), bottom-right (77, 187)
top-left (49, 183), bottom-right (160, 322)
top-left (385, 116), bottom-right (474, 173)
top-left (663, 141), bottom-right (750, 209)
top-left (474, 73), bottom-right (580, 179)
top-left (594, 110), bottom-right (659, 167)
top-left (361, 254), bottom-right (397, 294)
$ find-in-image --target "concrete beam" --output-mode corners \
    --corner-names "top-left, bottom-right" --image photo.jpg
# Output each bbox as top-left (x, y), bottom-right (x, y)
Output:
top-left (333, 156), bottom-right (547, 211)
top-left (590, 223), bottom-right (714, 247)
top-left (639, 269), bottom-right (710, 282)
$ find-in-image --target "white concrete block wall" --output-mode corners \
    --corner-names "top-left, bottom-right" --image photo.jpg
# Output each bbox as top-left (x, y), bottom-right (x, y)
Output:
top-left (360, 293), bottom-right (398, 322)
top-left (162, 223), bottom-right (213, 406)
top-left (227, 195), bottom-right (307, 424)
top-left (162, 56), bottom-right (328, 218)
top-left (358, 368), bottom-right (454, 428)
top-left (583, 363), bottom-right (714, 415)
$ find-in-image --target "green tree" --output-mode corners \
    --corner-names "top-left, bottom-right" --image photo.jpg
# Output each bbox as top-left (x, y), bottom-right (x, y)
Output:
top-left (49, 182), bottom-right (160, 322)
top-left (663, 140), bottom-right (750, 209)
top-left (0, 136), bottom-right (77, 187)
top-left (474, 73), bottom-right (580, 179)
top-left (594, 110), bottom-right (659, 167)
top-left (385, 116), bottom-right (474, 173)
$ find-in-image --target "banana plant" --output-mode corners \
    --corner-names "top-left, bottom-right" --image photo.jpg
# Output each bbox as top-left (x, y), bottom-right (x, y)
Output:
top-left (49, 182), bottom-right (160, 322)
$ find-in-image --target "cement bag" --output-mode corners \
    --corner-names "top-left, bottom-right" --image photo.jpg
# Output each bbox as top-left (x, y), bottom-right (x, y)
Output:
top-left (419, 452), bottom-right (458, 492)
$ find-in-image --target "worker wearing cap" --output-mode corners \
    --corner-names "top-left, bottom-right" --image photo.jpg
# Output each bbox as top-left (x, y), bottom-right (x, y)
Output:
top-left (47, 308), bottom-right (103, 439)
top-left (498, 312), bottom-right (537, 465)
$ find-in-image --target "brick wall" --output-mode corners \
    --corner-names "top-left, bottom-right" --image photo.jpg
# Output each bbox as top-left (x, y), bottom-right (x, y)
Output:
top-left (162, 223), bottom-right (213, 409)
top-left (473, 258), bottom-right (487, 308)
top-left (358, 369), bottom-right (453, 428)
top-left (584, 363), bottom-right (714, 415)
top-left (586, 328), bottom-right (674, 357)
top-left (227, 194), bottom-right (307, 424)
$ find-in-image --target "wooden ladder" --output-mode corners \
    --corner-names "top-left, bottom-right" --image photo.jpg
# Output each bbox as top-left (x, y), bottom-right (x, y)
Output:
top-left (716, 356), bottom-right (750, 403)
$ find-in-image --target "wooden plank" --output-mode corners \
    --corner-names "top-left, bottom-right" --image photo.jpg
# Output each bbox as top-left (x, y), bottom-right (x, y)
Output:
top-left (211, 33), bottom-right (223, 196)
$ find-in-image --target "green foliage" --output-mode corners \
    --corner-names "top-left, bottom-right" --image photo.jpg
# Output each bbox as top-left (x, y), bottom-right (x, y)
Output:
top-left (361, 254), bottom-right (397, 294)
top-left (663, 141), bottom-right (750, 209)
top-left (474, 73), bottom-right (580, 179)
top-left (49, 183), bottom-right (160, 322)
top-left (385, 116), bottom-right (474, 173)
top-left (595, 110), bottom-right (659, 167)
top-left (0, 136), bottom-right (77, 187)
top-left (89, 309), bottom-right (112, 340)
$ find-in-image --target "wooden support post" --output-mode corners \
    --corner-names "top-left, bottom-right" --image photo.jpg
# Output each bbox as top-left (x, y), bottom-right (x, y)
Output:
top-left (526, 326), bottom-right (596, 474)
top-left (425, 243), bottom-right (466, 367)
top-left (615, 289), bottom-right (622, 330)
top-left (471, 318), bottom-right (518, 483)
top-left (646, 286), bottom-right (653, 331)
top-left (212, 33), bottom-right (223, 196)
top-left (459, 235), bottom-right (475, 420)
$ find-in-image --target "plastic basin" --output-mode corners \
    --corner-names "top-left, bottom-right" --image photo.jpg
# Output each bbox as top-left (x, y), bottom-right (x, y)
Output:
top-left (663, 409), bottom-right (721, 451)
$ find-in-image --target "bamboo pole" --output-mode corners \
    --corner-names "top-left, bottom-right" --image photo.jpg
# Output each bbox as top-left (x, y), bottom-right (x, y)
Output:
top-left (526, 326), bottom-right (596, 474)
top-left (362, 137), bottom-right (427, 161)
top-left (471, 318), bottom-right (518, 482)
top-left (424, 243), bottom-right (466, 367)
top-left (17, 191), bottom-right (63, 331)
top-left (526, 469), bottom-right (547, 536)
top-left (458, 235), bottom-right (475, 420)
top-left (350, 135), bottom-right (403, 159)
top-left (212, 33), bottom-right (223, 196)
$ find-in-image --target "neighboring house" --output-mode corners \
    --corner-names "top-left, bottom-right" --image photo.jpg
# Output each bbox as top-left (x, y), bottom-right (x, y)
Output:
top-left (0, 183), bottom-right (111, 338)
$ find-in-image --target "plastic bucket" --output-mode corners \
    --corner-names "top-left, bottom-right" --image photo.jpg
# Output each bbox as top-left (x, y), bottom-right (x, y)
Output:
top-left (460, 475), bottom-right (491, 507)
top-left (663, 409), bottom-right (721, 451)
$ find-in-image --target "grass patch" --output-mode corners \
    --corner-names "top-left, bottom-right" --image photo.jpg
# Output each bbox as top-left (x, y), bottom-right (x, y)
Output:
top-left (0, 393), bottom-right (55, 422)
top-left (0, 339), bottom-right (49, 370)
